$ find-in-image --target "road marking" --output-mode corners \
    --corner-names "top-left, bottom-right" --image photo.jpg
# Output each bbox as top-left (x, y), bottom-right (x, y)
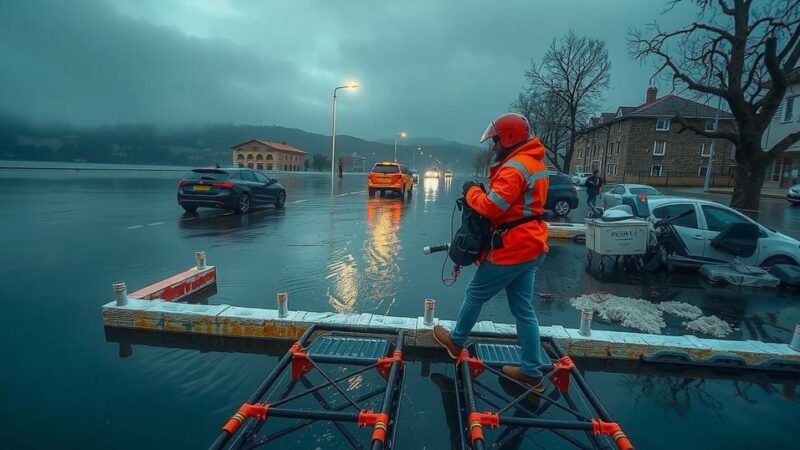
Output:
top-left (148, 221), bottom-right (164, 226)
top-left (336, 193), bottom-right (349, 197)
top-left (350, 190), bottom-right (366, 194)
top-left (287, 199), bottom-right (307, 204)
top-left (126, 225), bottom-right (143, 229)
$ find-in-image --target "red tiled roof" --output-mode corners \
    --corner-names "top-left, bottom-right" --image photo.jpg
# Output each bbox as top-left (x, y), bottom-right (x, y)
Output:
top-left (231, 139), bottom-right (307, 155)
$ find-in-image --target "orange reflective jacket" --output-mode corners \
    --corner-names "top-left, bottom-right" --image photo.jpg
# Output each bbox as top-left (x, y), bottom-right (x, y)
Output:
top-left (465, 138), bottom-right (549, 265)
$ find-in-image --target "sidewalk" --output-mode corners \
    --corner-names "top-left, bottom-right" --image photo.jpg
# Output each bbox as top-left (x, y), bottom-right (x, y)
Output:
top-left (669, 186), bottom-right (788, 199)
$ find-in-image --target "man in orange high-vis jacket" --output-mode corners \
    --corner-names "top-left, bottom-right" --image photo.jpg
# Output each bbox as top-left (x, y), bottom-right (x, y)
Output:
top-left (434, 112), bottom-right (549, 391)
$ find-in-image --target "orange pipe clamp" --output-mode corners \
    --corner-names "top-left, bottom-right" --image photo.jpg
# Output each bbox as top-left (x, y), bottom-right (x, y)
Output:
top-left (358, 410), bottom-right (391, 445)
top-left (289, 342), bottom-right (314, 380)
top-left (468, 412), bottom-right (499, 444)
top-left (222, 403), bottom-right (270, 434)
top-left (592, 419), bottom-right (634, 450)
top-left (376, 350), bottom-right (405, 380)
top-left (456, 349), bottom-right (485, 379)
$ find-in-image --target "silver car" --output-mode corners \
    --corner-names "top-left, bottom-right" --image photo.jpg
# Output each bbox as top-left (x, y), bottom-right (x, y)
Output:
top-left (571, 172), bottom-right (591, 186)
top-left (648, 197), bottom-right (800, 268)
top-left (788, 184), bottom-right (800, 204)
top-left (601, 184), bottom-right (664, 208)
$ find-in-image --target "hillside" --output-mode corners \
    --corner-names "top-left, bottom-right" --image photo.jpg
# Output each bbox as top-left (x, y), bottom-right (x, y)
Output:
top-left (0, 117), bottom-right (481, 172)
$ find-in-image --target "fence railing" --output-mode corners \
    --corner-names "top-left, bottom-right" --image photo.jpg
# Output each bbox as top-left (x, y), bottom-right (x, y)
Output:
top-left (605, 171), bottom-right (735, 188)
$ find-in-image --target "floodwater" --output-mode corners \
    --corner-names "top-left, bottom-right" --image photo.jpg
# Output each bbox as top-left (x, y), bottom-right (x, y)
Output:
top-left (1, 165), bottom-right (799, 449)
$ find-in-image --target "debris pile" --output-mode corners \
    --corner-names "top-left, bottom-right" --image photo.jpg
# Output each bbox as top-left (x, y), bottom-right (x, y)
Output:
top-left (683, 315), bottom-right (733, 338)
top-left (657, 301), bottom-right (702, 320)
top-left (570, 293), bottom-right (666, 334)
top-left (570, 293), bottom-right (733, 337)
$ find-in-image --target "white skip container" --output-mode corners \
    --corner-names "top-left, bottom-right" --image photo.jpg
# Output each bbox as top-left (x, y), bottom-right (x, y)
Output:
top-left (585, 218), bottom-right (650, 256)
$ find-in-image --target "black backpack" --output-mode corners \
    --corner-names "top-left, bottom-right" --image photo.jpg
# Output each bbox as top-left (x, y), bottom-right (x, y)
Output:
top-left (448, 197), bottom-right (492, 266)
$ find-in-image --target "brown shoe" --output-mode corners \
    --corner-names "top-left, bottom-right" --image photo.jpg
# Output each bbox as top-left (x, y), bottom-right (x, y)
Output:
top-left (433, 325), bottom-right (462, 359)
top-left (501, 365), bottom-right (545, 393)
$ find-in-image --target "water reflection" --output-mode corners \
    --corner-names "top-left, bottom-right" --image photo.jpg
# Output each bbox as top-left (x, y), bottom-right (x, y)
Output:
top-left (423, 177), bottom-right (439, 205)
top-left (178, 208), bottom-right (286, 242)
top-left (363, 198), bottom-right (406, 313)
top-left (443, 176), bottom-right (452, 194)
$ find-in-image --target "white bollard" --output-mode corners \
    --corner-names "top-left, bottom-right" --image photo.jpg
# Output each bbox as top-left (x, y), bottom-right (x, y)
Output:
top-left (113, 282), bottom-right (128, 306)
top-left (195, 251), bottom-right (207, 270)
top-left (790, 324), bottom-right (800, 352)
top-left (579, 309), bottom-right (593, 336)
top-left (423, 298), bottom-right (436, 326)
top-left (277, 292), bottom-right (289, 318)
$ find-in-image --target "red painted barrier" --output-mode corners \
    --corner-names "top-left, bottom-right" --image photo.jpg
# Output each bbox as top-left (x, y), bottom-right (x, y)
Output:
top-left (129, 266), bottom-right (216, 302)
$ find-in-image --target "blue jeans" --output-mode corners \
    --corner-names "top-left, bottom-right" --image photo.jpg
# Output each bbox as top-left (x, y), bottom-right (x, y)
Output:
top-left (450, 255), bottom-right (546, 378)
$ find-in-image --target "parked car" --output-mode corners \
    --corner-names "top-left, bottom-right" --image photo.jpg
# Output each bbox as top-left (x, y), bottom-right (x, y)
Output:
top-left (602, 184), bottom-right (664, 208)
top-left (424, 168), bottom-right (440, 178)
top-left (367, 162), bottom-right (414, 197)
top-left (546, 172), bottom-right (579, 217)
top-left (177, 168), bottom-right (285, 214)
top-left (648, 197), bottom-right (800, 268)
top-left (570, 172), bottom-right (592, 186)
top-left (410, 169), bottom-right (420, 183)
top-left (444, 170), bottom-right (453, 178)
top-left (788, 184), bottom-right (800, 204)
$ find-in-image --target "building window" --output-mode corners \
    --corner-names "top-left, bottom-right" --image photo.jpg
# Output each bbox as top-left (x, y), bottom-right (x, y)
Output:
top-left (651, 165), bottom-right (663, 176)
top-left (606, 164), bottom-right (618, 176)
top-left (698, 166), bottom-right (708, 176)
top-left (784, 97), bottom-right (796, 122)
top-left (653, 141), bottom-right (666, 156)
top-left (700, 143), bottom-right (712, 157)
top-left (705, 120), bottom-right (716, 132)
top-left (656, 118), bottom-right (671, 131)
top-left (616, 122), bottom-right (622, 133)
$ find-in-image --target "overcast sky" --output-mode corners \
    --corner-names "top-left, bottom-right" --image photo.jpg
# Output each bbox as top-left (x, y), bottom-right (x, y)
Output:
top-left (0, 0), bottom-right (699, 143)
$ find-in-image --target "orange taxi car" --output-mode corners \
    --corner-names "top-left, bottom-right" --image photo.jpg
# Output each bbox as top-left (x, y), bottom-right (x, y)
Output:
top-left (367, 162), bottom-right (414, 197)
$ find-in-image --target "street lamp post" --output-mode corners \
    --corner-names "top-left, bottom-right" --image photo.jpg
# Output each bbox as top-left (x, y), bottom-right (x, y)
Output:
top-left (331, 83), bottom-right (358, 183)
top-left (393, 131), bottom-right (407, 162)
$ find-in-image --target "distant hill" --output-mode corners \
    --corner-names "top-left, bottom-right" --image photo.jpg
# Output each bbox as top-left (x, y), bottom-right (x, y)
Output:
top-left (0, 116), bottom-right (481, 172)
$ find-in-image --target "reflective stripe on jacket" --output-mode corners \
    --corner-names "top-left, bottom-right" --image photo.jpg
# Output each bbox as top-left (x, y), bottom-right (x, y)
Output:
top-left (465, 138), bottom-right (550, 265)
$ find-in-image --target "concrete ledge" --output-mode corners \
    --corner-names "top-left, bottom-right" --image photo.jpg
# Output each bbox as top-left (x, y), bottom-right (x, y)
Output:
top-left (101, 301), bottom-right (800, 366)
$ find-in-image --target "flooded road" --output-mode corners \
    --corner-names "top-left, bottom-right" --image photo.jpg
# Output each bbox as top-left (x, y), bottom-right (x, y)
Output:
top-left (1, 167), bottom-right (799, 449)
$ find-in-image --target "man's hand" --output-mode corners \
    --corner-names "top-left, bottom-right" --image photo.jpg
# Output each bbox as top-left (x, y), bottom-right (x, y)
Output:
top-left (462, 181), bottom-right (479, 196)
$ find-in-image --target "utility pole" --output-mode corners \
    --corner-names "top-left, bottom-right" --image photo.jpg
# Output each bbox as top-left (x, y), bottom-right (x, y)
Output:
top-left (704, 96), bottom-right (723, 191)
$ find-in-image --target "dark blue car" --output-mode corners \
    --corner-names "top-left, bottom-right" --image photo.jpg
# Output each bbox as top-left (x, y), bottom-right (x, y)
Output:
top-left (177, 168), bottom-right (286, 214)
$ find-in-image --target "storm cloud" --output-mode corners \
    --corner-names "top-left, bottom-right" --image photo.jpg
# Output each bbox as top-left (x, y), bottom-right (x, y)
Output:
top-left (0, 0), bottom-right (697, 143)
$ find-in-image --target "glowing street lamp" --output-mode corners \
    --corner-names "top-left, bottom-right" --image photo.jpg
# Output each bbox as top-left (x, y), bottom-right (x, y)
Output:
top-left (393, 131), bottom-right (407, 162)
top-left (331, 82), bottom-right (358, 183)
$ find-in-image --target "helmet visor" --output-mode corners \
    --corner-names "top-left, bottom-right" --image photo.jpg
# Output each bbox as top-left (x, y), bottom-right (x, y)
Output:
top-left (479, 121), bottom-right (497, 143)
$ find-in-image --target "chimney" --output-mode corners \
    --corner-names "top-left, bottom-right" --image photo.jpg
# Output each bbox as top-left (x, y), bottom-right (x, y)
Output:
top-left (646, 86), bottom-right (658, 105)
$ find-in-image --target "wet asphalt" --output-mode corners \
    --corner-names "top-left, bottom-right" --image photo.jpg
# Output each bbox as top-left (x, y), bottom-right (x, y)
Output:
top-left (1, 167), bottom-right (799, 449)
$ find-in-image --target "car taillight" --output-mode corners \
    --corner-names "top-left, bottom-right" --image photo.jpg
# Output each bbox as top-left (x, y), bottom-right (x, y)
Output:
top-left (213, 181), bottom-right (235, 189)
top-left (179, 180), bottom-right (188, 187)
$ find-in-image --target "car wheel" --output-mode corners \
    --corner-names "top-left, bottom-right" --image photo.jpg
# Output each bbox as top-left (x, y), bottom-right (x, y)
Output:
top-left (368, 188), bottom-right (376, 197)
top-left (181, 204), bottom-right (198, 213)
top-left (759, 255), bottom-right (798, 269)
top-left (235, 193), bottom-right (251, 214)
top-left (408, 183), bottom-right (413, 196)
top-left (399, 186), bottom-right (406, 197)
top-left (553, 199), bottom-right (571, 216)
top-left (275, 191), bottom-right (286, 208)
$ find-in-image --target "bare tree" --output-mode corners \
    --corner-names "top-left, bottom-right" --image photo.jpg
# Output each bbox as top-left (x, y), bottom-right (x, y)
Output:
top-left (523, 31), bottom-right (611, 172)
top-left (629, 0), bottom-right (800, 210)
top-left (472, 148), bottom-right (493, 177)
top-left (511, 88), bottom-right (571, 171)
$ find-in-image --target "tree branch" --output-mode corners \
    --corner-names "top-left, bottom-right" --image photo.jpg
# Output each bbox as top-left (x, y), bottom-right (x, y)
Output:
top-left (673, 114), bottom-right (738, 142)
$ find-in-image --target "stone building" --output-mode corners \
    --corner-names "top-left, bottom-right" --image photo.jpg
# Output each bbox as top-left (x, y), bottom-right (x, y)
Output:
top-left (570, 88), bottom-right (736, 186)
top-left (231, 139), bottom-right (307, 171)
